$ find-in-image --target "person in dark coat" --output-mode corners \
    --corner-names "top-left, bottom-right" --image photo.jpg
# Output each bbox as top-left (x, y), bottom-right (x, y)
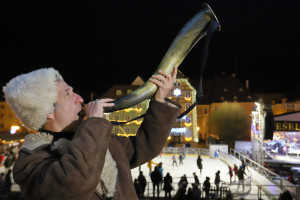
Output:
top-left (237, 166), bottom-right (247, 193)
top-left (196, 155), bottom-right (203, 175)
top-left (163, 172), bottom-right (173, 199)
top-left (138, 171), bottom-right (147, 198)
top-left (193, 172), bottom-right (200, 186)
top-left (174, 182), bottom-right (187, 200)
top-left (5, 169), bottom-right (12, 197)
top-left (134, 179), bottom-right (141, 198)
top-left (214, 170), bottom-right (221, 192)
top-left (203, 177), bottom-right (210, 199)
top-left (157, 162), bottom-right (163, 189)
top-left (178, 174), bottom-right (188, 188)
top-left (151, 166), bottom-right (162, 198)
top-left (185, 187), bottom-right (193, 199)
top-left (192, 183), bottom-right (201, 200)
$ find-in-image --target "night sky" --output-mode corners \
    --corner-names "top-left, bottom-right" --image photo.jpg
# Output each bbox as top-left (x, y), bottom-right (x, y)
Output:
top-left (1, 0), bottom-right (299, 102)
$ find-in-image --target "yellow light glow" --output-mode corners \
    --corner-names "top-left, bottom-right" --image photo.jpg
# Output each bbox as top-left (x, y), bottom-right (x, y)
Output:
top-left (117, 133), bottom-right (136, 137)
top-left (184, 97), bottom-right (192, 101)
top-left (185, 137), bottom-right (192, 141)
top-left (184, 122), bottom-right (192, 127)
top-left (124, 108), bottom-right (143, 112)
top-left (167, 136), bottom-right (171, 141)
top-left (11, 126), bottom-right (20, 130)
top-left (196, 127), bottom-right (200, 131)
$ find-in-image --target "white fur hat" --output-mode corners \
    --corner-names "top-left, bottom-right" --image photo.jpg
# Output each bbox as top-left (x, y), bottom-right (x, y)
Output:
top-left (3, 68), bottom-right (63, 130)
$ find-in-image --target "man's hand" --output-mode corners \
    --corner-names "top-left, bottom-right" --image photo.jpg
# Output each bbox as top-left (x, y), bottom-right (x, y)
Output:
top-left (85, 98), bottom-right (114, 118)
top-left (149, 67), bottom-right (177, 103)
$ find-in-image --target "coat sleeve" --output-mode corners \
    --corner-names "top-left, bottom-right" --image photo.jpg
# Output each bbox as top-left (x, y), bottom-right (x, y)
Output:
top-left (117, 98), bottom-right (181, 168)
top-left (13, 118), bottom-right (112, 200)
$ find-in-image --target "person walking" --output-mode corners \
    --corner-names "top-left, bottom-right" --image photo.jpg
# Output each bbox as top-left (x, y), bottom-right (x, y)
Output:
top-left (196, 154), bottom-right (203, 175)
top-left (171, 154), bottom-right (178, 167)
top-left (138, 171), bottom-right (147, 198)
top-left (151, 166), bottom-right (162, 199)
top-left (233, 164), bottom-right (238, 182)
top-left (227, 166), bottom-right (233, 183)
top-left (4, 67), bottom-right (180, 200)
top-left (203, 177), bottom-right (211, 199)
top-left (237, 166), bottom-right (247, 193)
top-left (163, 172), bottom-right (173, 199)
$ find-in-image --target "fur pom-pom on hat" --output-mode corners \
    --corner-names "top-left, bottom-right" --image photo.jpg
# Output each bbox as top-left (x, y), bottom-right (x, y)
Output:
top-left (3, 68), bottom-right (63, 130)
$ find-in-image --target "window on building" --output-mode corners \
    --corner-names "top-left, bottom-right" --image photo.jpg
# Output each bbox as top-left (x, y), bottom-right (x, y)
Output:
top-left (174, 82), bottom-right (181, 87)
top-left (0, 114), bottom-right (4, 119)
top-left (220, 97), bottom-right (224, 102)
top-left (239, 88), bottom-right (243, 92)
top-left (126, 115), bottom-right (130, 121)
top-left (233, 96), bottom-right (238, 101)
top-left (114, 115), bottom-right (119, 121)
top-left (127, 89), bottom-right (132, 94)
top-left (223, 88), bottom-right (227, 93)
top-left (116, 90), bottom-right (122, 95)
top-left (248, 96), bottom-right (252, 100)
top-left (203, 108), bottom-right (208, 114)
top-left (204, 132), bottom-right (208, 138)
top-left (125, 127), bottom-right (130, 134)
top-left (0, 105), bottom-right (4, 109)
top-left (185, 90), bottom-right (191, 98)
top-left (114, 127), bottom-right (119, 134)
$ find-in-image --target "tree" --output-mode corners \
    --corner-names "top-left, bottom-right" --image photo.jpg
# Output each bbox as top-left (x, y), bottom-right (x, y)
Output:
top-left (209, 102), bottom-right (249, 148)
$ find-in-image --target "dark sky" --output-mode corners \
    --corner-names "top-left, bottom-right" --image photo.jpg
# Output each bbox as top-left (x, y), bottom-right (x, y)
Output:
top-left (1, 0), bottom-right (300, 101)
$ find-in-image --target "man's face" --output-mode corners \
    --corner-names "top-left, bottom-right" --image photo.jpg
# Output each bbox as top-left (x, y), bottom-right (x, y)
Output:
top-left (54, 79), bottom-right (84, 131)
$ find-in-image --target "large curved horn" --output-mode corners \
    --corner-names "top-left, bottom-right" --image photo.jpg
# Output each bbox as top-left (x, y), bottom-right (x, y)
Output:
top-left (104, 3), bottom-right (220, 113)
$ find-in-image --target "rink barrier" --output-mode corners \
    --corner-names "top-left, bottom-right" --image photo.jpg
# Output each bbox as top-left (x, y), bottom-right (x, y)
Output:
top-left (228, 148), bottom-right (299, 199)
top-left (161, 147), bottom-right (210, 156)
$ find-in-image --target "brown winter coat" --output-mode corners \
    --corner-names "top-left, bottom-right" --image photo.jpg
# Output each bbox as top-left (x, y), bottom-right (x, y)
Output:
top-left (13, 99), bottom-right (181, 200)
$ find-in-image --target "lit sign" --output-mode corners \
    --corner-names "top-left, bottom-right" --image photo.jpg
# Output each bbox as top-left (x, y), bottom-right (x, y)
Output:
top-left (275, 121), bottom-right (300, 132)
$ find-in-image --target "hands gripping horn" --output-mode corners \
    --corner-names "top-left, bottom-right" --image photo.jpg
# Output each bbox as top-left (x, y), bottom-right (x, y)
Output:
top-left (104, 3), bottom-right (220, 113)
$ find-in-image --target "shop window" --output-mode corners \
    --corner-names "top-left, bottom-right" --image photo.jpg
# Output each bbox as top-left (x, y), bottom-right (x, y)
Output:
top-left (127, 89), bottom-right (132, 94)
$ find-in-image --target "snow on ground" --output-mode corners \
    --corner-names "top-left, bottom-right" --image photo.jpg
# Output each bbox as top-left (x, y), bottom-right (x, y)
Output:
top-left (131, 154), bottom-right (286, 199)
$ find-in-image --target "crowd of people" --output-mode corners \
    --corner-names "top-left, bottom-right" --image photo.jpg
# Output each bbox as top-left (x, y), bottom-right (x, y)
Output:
top-left (0, 149), bottom-right (16, 198)
top-left (132, 154), bottom-right (256, 199)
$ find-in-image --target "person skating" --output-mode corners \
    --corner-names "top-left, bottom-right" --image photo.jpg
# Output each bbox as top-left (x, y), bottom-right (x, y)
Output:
top-left (4, 67), bottom-right (180, 200)
top-left (171, 154), bottom-right (178, 167)
top-left (233, 164), bottom-right (238, 182)
top-left (237, 166), bottom-right (247, 193)
top-left (196, 154), bottom-right (203, 175)
top-left (179, 154), bottom-right (184, 165)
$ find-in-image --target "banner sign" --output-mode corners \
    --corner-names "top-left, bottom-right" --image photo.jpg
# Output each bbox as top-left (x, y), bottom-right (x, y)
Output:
top-left (275, 121), bottom-right (300, 132)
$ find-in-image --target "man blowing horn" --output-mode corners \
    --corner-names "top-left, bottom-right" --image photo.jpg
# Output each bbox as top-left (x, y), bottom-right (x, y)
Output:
top-left (3, 67), bottom-right (181, 200)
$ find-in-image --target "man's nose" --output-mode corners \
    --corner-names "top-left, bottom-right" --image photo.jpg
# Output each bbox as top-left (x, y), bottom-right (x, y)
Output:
top-left (75, 93), bottom-right (84, 104)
